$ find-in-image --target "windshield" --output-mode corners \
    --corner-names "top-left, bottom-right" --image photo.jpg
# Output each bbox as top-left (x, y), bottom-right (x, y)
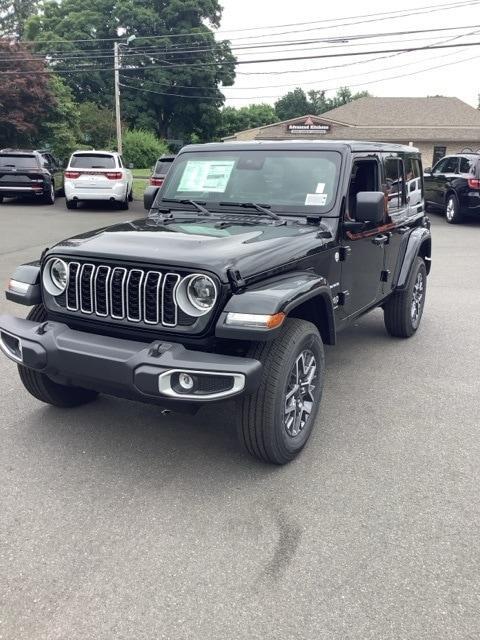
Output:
top-left (70, 154), bottom-right (116, 169)
top-left (160, 150), bottom-right (341, 213)
top-left (0, 155), bottom-right (39, 169)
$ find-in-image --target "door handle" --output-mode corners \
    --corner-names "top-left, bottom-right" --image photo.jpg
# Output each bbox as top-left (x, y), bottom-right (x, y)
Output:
top-left (372, 234), bottom-right (389, 246)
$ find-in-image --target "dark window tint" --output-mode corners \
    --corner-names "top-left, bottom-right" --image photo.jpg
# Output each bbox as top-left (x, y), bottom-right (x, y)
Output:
top-left (0, 154), bottom-right (39, 169)
top-left (154, 160), bottom-right (174, 175)
top-left (348, 160), bottom-right (380, 220)
top-left (459, 157), bottom-right (473, 173)
top-left (70, 154), bottom-right (116, 169)
top-left (384, 157), bottom-right (406, 213)
top-left (434, 156), bottom-right (458, 174)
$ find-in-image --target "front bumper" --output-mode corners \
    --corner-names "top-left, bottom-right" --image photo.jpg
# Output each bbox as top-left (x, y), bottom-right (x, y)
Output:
top-left (0, 315), bottom-right (262, 409)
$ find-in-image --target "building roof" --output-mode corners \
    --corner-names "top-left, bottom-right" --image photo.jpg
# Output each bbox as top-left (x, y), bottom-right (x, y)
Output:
top-left (318, 96), bottom-right (480, 127)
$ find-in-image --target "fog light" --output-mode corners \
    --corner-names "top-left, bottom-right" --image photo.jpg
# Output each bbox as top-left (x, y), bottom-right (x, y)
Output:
top-left (0, 331), bottom-right (23, 363)
top-left (178, 372), bottom-right (194, 391)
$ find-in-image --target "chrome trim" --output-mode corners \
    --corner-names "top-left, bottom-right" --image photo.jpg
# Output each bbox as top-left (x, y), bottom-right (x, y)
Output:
top-left (94, 265), bottom-right (111, 317)
top-left (79, 263), bottom-right (95, 314)
top-left (143, 271), bottom-right (162, 325)
top-left (0, 329), bottom-right (23, 364)
top-left (158, 369), bottom-right (245, 400)
top-left (66, 262), bottom-right (80, 310)
top-left (110, 267), bottom-right (127, 319)
top-left (162, 273), bottom-right (180, 327)
top-left (126, 269), bottom-right (144, 322)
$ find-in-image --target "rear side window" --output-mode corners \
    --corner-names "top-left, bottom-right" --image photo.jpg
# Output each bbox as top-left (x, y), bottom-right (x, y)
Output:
top-left (70, 154), bottom-right (116, 169)
top-left (459, 157), bottom-right (473, 174)
top-left (0, 154), bottom-right (39, 169)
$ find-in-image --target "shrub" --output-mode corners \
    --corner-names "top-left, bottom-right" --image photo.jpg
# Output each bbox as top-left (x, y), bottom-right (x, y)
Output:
top-left (122, 129), bottom-right (169, 169)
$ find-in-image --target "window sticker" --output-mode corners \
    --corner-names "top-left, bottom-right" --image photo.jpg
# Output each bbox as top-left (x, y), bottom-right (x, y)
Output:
top-left (305, 193), bottom-right (328, 206)
top-left (177, 160), bottom-right (235, 193)
top-left (316, 182), bottom-right (325, 193)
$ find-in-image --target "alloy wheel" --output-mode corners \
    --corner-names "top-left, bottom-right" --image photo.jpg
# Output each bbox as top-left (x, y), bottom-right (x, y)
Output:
top-left (284, 349), bottom-right (318, 437)
top-left (411, 271), bottom-right (425, 328)
top-left (446, 197), bottom-right (455, 222)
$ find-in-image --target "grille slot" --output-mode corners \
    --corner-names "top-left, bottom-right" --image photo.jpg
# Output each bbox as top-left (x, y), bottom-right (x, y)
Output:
top-left (64, 262), bottom-right (186, 327)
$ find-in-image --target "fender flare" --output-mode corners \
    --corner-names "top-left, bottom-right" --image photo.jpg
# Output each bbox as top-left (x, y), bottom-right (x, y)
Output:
top-left (394, 227), bottom-right (432, 290)
top-left (215, 271), bottom-right (336, 344)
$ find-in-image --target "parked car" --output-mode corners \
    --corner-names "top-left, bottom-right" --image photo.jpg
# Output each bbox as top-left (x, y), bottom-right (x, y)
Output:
top-left (150, 155), bottom-right (175, 187)
top-left (64, 150), bottom-right (133, 210)
top-left (0, 149), bottom-right (64, 204)
top-left (0, 141), bottom-right (432, 465)
top-left (424, 152), bottom-right (480, 223)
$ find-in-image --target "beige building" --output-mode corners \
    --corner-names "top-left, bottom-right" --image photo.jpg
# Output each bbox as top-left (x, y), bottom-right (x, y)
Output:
top-left (225, 96), bottom-right (480, 167)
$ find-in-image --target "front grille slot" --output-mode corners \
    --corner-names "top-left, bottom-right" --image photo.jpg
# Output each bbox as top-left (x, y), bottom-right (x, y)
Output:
top-left (63, 262), bottom-right (186, 327)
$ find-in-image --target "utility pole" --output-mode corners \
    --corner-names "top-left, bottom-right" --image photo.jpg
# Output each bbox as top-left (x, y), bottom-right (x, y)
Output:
top-left (114, 42), bottom-right (122, 155)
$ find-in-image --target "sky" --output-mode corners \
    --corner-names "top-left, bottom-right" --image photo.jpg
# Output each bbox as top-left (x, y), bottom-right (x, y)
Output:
top-left (214, 0), bottom-right (480, 108)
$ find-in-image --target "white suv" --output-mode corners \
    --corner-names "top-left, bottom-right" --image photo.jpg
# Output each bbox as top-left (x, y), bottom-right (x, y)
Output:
top-left (64, 151), bottom-right (133, 210)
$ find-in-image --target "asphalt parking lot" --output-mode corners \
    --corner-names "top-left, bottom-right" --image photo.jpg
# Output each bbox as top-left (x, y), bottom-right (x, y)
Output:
top-left (1, 197), bottom-right (480, 640)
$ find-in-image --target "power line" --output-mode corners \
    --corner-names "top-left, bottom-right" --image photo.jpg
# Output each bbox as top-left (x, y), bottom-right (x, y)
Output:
top-left (2, 39), bottom-right (480, 75)
top-left (9, 0), bottom-right (479, 47)
top-left (3, 24), bottom-right (478, 62)
top-left (120, 51), bottom-right (479, 100)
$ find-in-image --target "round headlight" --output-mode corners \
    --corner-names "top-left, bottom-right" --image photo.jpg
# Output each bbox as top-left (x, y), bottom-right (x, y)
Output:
top-left (43, 258), bottom-right (68, 296)
top-left (176, 274), bottom-right (217, 317)
top-left (187, 275), bottom-right (216, 311)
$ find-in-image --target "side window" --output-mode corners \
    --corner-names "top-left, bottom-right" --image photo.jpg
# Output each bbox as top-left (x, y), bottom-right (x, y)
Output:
top-left (383, 157), bottom-right (406, 215)
top-left (459, 157), bottom-right (472, 174)
top-left (347, 159), bottom-right (380, 221)
top-left (438, 157), bottom-right (459, 174)
top-left (433, 157), bottom-right (448, 174)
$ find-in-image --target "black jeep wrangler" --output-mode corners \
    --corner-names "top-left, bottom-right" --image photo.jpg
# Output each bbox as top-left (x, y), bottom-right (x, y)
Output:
top-left (0, 141), bottom-right (431, 464)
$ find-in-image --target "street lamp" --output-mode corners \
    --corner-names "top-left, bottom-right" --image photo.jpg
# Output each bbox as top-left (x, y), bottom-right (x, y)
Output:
top-left (114, 35), bottom-right (136, 155)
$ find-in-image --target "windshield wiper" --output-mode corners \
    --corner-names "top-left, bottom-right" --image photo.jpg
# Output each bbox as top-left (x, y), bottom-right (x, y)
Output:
top-left (219, 201), bottom-right (283, 223)
top-left (160, 198), bottom-right (213, 216)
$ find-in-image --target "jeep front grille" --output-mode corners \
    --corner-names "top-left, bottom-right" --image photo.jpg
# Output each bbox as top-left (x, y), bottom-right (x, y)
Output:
top-left (64, 262), bottom-right (183, 327)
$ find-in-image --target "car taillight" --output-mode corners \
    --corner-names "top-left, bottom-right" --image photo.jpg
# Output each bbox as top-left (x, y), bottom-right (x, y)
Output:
top-left (65, 171), bottom-right (81, 179)
top-left (468, 178), bottom-right (480, 189)
top-left (105, 172), bottom-right (123, 180)
top-left (150, 177), bottom-right (164, 187)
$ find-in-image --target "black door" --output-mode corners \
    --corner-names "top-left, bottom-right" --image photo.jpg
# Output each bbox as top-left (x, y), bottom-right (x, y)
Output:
top-left (382, 155), bottom-right (409, 294)
top-left (340, 157), bottom-right (385, 317)
top-left (425, 156), bottom-right (458, 209)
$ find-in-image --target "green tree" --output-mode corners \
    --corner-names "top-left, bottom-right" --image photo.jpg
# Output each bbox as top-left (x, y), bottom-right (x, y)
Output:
top-left (0, 0), bottom-right (39, 37)
top-left (26, 0), bottom-right (236, 141)
top-left (37, 76), bottom-right (80, 162)
top-left (328, 87), bottom-right (371, 109)
top-left (274, 88), bottom-right (311, 121)
top-left (122, 129), bottom-right (169, 168)
top-left (218, 103), bottom-right (278, 139)
top-left (77, 102), bottom-right (116, 149)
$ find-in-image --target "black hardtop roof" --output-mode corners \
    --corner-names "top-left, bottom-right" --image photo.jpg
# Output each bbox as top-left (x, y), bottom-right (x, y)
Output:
top-left (180, 140), bottom-right (420, 154)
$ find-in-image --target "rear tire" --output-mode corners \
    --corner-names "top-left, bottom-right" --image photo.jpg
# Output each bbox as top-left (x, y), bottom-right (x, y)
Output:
top-left (43, 182), bottom-right (55, 205)
top-left (237, 318), bottom-right (325, 465)
top-left (383, 257), bottom-right (427, 338)
top-left (17, 305), bottom-right (98, 408)
top-left (0, 195), bottom-right (3, 203)
top-left (66, 199), bottom-right (77, 210)
top-left (119, 194), bottom-right (129, 210)
top-left (445, 193), bottom-right (462, 224)
top-left (128, 188), bottom-right (133, 202)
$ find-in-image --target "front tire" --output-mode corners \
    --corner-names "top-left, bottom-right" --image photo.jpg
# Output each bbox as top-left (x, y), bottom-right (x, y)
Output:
top-left (445, 193), bottom-right (462, 224)
top-left (237, 318), bottom-right (325, 465)
top-left (383, 257), bottom-right (427, 338)
top-left (17, 305), bottom-right (98, 408)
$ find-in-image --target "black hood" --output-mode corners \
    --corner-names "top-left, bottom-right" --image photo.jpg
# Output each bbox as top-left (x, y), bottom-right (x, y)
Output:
top-left (48, 217), bottom-right (331, 282)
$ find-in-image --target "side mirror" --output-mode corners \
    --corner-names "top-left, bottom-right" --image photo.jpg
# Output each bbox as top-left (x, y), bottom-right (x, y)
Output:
top-left (355, 191), bottom-right (385, 225)
top-left (144, 186), bottom-right (159, 211)
top-left (424, 167), bottom-right (432, 175)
